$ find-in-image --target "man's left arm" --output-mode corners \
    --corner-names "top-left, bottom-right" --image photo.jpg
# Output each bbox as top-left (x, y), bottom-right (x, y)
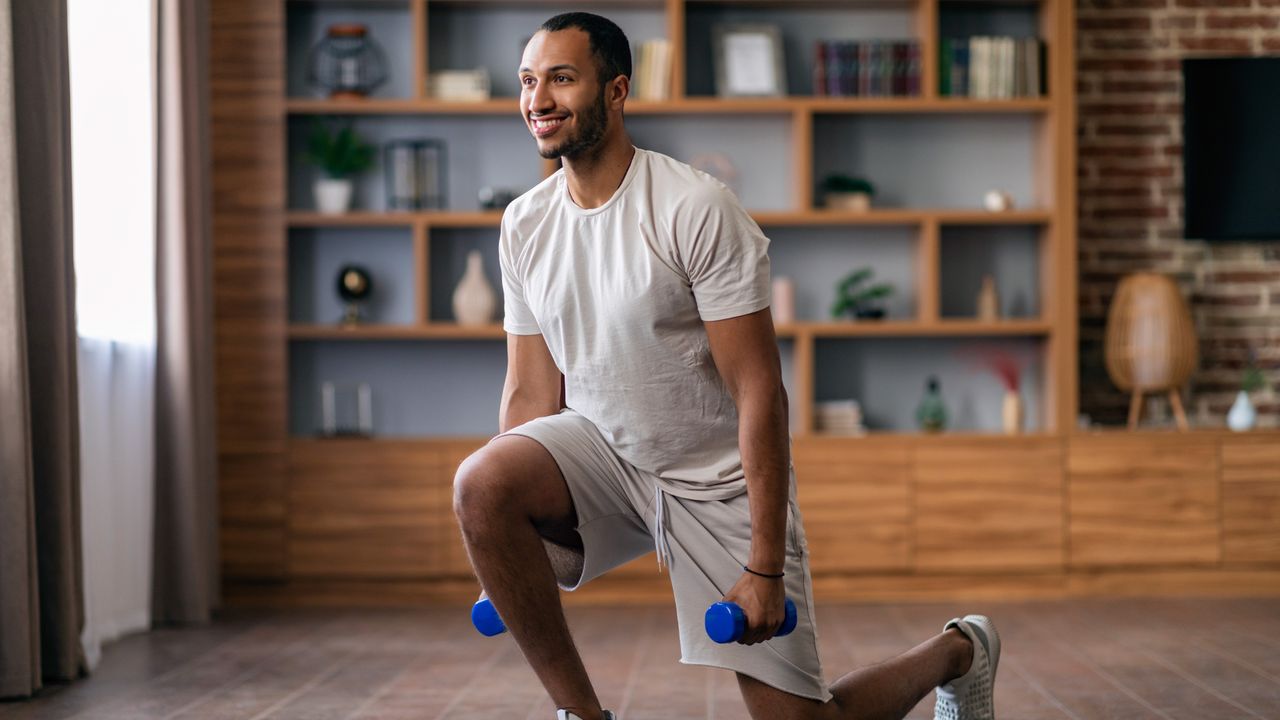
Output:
top-left (704, 307), bottom-right (791, 645)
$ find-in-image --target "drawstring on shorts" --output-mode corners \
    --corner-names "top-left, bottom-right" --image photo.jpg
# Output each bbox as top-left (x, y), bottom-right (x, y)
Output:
top-left (653, 485), bottom-right (673, 571)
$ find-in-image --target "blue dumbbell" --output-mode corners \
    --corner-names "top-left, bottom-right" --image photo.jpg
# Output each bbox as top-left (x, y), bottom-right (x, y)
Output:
top-left (704, 598), bottom-right (798, 644)
top-left (471, 597), bottom-right (506, 637)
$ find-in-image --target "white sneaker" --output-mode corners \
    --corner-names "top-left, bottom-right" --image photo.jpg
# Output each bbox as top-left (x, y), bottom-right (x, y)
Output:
top-left (934, 614), bottom-right (1000, 720)
top-left (556, 711), bottom-right (616, 720)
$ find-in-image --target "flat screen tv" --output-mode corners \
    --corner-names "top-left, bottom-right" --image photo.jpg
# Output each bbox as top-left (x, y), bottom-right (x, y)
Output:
top-left (1183, 57), bottom-right (1280, 241)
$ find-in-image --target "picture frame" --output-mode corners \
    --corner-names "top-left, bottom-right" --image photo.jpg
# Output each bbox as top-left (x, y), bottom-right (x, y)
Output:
top-left (713, 24), bottom-right (787, 98)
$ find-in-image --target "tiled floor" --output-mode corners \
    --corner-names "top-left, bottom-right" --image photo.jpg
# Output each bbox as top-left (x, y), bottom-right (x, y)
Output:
top-left (2, 598), bottom-right (1278, 719)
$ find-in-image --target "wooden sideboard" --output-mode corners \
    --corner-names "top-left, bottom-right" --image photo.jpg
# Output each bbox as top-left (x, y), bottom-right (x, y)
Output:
top-left (222, 429), bottom-right (1280, 607)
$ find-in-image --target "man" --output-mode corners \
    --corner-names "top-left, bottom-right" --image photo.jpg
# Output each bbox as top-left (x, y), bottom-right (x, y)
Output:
top-left (452, 12), bottom-right (999, 720)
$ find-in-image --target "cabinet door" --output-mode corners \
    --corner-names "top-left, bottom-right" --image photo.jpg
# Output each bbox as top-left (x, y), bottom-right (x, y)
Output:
top-left (289, 440), bottom-right (448, 579)
top-left (914, 437), bottom-right (1065, 572)
top-left (1068, 434), bottom-right (1220, 568)
top-left (793, 438), bottom-right (912, 574)
top-left (1222, 436), bottom-right (1280, 565)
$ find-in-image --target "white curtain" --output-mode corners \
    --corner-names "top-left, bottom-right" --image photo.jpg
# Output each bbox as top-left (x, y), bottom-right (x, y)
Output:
top-left (67, 0), bottom-right (155, 670)
top-left (75, 338), bottom-right (154, 669)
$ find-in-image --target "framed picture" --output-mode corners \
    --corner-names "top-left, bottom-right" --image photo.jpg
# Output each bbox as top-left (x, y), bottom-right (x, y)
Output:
top-left (713, 24), bottom-right (787, 98)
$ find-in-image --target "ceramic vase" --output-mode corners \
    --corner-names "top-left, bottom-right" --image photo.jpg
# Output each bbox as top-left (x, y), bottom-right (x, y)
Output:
top-left (771, 277), bottom-right (795, 325)
top-left (977, 274), bottom-right (999, 321)
top-left (315, 178), bottom-right (353, 214)
top-left (1001, 389), bottom-right (1022, 435)
top-left (1227, 390), bottom-right (1256, 432)
top-left (453, 250), bottom-right (496, 325)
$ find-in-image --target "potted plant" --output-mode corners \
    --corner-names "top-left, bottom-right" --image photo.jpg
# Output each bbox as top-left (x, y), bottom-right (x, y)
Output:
top-left (306, 118), bottom-right (375, 213)
top-left (821, 174), bottom-right (875, 212)
top-left (1227, 349), bottom-right (1269, 431)
top-left (831, 267), bottom-right (892, 320)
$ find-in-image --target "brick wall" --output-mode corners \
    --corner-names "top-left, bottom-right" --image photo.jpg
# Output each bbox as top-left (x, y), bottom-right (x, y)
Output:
top-left (1077, 0), bottom-right (1280, 428)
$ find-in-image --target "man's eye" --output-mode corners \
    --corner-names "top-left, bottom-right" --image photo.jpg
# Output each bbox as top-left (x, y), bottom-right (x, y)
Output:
top-left (555, 75), bottom-right (570, 82)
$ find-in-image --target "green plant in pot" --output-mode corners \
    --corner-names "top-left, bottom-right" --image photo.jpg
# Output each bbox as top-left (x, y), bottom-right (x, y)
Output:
top-left (1227, 349), bottom-right (1270, 432)
top-left (831, 267), bottom-right (892, 320)
top-left (306, 117), bottom-right (375, 214)
top-left (821, 174), bottom-right (875, 212)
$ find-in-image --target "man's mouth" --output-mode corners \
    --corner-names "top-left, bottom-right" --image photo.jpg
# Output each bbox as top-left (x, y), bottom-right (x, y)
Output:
top-left (531, 116), bottom-right (566, 137)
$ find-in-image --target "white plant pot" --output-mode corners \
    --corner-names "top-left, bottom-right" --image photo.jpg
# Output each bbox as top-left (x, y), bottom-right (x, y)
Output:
top-left (1227, 390), bottom-right (1256, 432)
top-left (825, 191), bottom-right (871, 212)
top-left (315, 178), bottom-right (354, 214)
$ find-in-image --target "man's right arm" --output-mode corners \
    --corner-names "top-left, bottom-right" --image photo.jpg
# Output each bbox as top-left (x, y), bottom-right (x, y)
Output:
top-left (499, 332), bottom-right (563, 433)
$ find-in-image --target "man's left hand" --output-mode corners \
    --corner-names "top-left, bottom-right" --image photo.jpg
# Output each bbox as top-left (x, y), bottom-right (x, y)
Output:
top-left (721, 570), bottom-right (787, 645)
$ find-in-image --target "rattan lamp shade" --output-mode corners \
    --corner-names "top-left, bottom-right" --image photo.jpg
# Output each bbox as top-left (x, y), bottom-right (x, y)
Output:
top-left (1104, 273), bottom-right (1198, 428)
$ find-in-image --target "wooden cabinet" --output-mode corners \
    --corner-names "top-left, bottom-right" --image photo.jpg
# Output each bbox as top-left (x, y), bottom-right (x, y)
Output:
top-left (914, 437), bottom-right (1063, 573)
top-left (1221, 435), bottom-right (1280, 565)
top-left (1068, 435), bottom-right (1220, 568)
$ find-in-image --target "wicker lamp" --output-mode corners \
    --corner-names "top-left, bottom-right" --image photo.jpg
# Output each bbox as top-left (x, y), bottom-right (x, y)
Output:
top-left (1103, 272), bottom-right (1198, 430)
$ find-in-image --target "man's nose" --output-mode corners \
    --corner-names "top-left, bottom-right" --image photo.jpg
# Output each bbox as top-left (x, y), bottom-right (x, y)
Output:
top-left (529, 80), bottom-right (555, 113)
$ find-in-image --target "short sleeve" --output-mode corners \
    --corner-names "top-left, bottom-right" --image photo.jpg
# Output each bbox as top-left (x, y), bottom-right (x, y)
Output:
top-left (499, 210), bottom-right (541, 335)
top-left (677, 186), bottom-right (773, 322)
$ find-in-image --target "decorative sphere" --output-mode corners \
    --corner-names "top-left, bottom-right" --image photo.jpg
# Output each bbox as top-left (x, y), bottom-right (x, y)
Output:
top-left (337, 265), bottom-right (372, 302)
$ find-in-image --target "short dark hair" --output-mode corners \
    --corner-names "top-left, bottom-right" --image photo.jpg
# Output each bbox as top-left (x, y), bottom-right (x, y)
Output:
top-left (539, 12), bottom-right (631, 85)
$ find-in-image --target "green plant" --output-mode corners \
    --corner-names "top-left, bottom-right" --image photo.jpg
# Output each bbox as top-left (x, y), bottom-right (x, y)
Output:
top-left (831, 267), bottom-right (893, 318)
top-left (306, 118), bottom-right (375, 179)
top-left (821, 174), bottom-right (875, 196)
top-left (1242, 350), bottom-right (1268, 394)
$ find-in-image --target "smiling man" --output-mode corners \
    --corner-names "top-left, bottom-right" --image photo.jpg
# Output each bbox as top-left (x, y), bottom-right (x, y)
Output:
top-left (452, 12), bottom-right (1000, 720)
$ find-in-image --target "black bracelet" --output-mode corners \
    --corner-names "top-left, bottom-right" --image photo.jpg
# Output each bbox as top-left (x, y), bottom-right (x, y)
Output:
top-left (743, 565), bottom-right (785, 579)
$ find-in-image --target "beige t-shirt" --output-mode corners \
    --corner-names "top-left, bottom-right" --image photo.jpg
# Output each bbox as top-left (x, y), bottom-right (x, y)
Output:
top-left (499, 147), bottom-right (772, 500)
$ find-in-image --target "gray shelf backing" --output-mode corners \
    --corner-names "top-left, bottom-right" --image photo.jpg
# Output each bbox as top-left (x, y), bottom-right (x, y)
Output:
top-left (814, 336), bottom-right (1045, 433)
top-left (939, 225), bottom-right (1041, 320)
top-left (685, 5), bottom-right (916, 97)
top-left (627, 116), bottom-right (793, 212)
top-left (288, 115), bottom-right (543, 212)
top-left (767, 226), bottom-right (918, 322)
top-left (290, 340), bottom-right (507, 437)
top-left (287, 4), bottom-right (415, 99)
top-left (289, 227), bottom-right (417, 325)
top-left (938, 2), bottom-right (1042, 41)
top-left (429, 228), bottom-right (504, 323)
top-left (428, 5), bottom-right (667, 98)
top-left (812, 114), bottom-right (1039, 210)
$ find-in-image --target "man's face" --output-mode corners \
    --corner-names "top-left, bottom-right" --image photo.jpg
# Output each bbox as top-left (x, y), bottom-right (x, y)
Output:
top-left (519, 29), bottom-right (612, 160)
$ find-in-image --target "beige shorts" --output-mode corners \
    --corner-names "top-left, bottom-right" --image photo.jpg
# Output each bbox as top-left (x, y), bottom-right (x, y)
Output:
top-left (498, 408), bottom-right (831, 702)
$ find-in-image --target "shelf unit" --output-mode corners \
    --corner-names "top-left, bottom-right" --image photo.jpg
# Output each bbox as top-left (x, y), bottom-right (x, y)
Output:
top-left (280, 0), bottom-right (1076, 439)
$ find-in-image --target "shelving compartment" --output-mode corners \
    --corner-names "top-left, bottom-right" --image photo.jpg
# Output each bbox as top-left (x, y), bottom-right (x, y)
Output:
top-left (767, 225), bottom-right (919, 322)
top-left (811, 113), bottom-right (1041, 210)
top-left (287, 1), bottom-right (416, 100)
top-left (938, 223), bottom-right (1042, 321)
top-left (684, 1), bottom-right (921, 98)
top-left (428, 227), bottom-right (504, 324)
top-left (289, 226), bottom-right (418, 327)
top-left (287, 115), bottom-right (542, 213)
top-left (813, 335), bottom-right (1046, 434)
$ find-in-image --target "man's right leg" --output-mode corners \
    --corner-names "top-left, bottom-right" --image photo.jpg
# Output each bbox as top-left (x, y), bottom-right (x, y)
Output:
top-left (453, 434), bottom-right (605, 720)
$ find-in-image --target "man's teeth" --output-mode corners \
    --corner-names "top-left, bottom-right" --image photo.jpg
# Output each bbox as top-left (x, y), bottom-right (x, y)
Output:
top-left (534, 118), bottom-right (564, 129)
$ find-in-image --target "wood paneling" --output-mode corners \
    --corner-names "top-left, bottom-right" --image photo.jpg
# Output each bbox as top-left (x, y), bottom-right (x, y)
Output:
top-left (793, 438), bottom-right (912, 574)
top-left (914, 437), bottom-right (1064, 572)
top-left (1068, 434), bottom-right (1220, 568)
top-left (1222, 436), bottom-right (1280, 565)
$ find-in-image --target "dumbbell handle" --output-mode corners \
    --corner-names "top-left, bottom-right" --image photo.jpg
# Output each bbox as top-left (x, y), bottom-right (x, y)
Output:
top-left (704, 598), bottom-right (798, 644)
top-left (472, 596), bottom-right (799, 644)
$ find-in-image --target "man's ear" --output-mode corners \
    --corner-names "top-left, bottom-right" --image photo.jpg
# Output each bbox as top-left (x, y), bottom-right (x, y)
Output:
top-left (608, 75), bottom-right (630, 108)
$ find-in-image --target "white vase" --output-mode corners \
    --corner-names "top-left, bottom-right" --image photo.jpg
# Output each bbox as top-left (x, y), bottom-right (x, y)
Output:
top-left (314, 178), bottom-right (353, 214)
top-left (452, 250), bottom-right (496, 326)
top-left (771, 277), bottom-right (795, 325)
top-left (1001, 389), bottom-right (1022, 435)
top-left (1227, 390), bottom-right (1256, 432)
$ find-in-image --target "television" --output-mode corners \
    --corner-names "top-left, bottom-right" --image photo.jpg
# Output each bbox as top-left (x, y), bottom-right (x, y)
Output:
top-left (1183, 57), bottom-right (1280, 241)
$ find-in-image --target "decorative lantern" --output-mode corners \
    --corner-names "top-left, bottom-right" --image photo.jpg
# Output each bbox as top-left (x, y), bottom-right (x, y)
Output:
top-left (1103, 272), bottom-right (1198, 430)
top-left (307, 24), bottom-right (388, 100)
top-left (384, 139), bottom-right (446, 210)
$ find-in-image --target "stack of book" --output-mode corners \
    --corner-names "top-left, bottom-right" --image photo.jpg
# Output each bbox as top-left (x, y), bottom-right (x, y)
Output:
top-left (812, 40), bottom-right (921, 97)
top-left (634, 39), bottom-right (672, 101)
top-left (814, 400), bottom-right (867, 436)
top-left (940, 36), bottom-right (1045, 99)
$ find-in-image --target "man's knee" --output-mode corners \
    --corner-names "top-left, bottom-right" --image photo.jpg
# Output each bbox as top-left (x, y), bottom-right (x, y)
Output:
top-left (452, 437), bottom-right (572, 531)
top-left (452, 449), bottom-right (513, 528)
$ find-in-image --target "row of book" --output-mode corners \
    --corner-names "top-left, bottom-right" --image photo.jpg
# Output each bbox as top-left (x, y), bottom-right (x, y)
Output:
top-left (634, 39), bottom-right (673, 101)
top-left (940, 36), bottom-right (1045, 99)
top-left (813, 41), bottom-right (922, 97)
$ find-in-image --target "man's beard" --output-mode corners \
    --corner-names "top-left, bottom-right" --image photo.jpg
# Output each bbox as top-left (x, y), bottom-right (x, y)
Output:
top-left (538, 86), bottom-right (609, 160)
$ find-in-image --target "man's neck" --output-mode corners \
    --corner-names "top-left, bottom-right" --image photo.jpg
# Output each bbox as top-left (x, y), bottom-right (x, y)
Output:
top-left (562, 138), bottom-right (635, 210)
